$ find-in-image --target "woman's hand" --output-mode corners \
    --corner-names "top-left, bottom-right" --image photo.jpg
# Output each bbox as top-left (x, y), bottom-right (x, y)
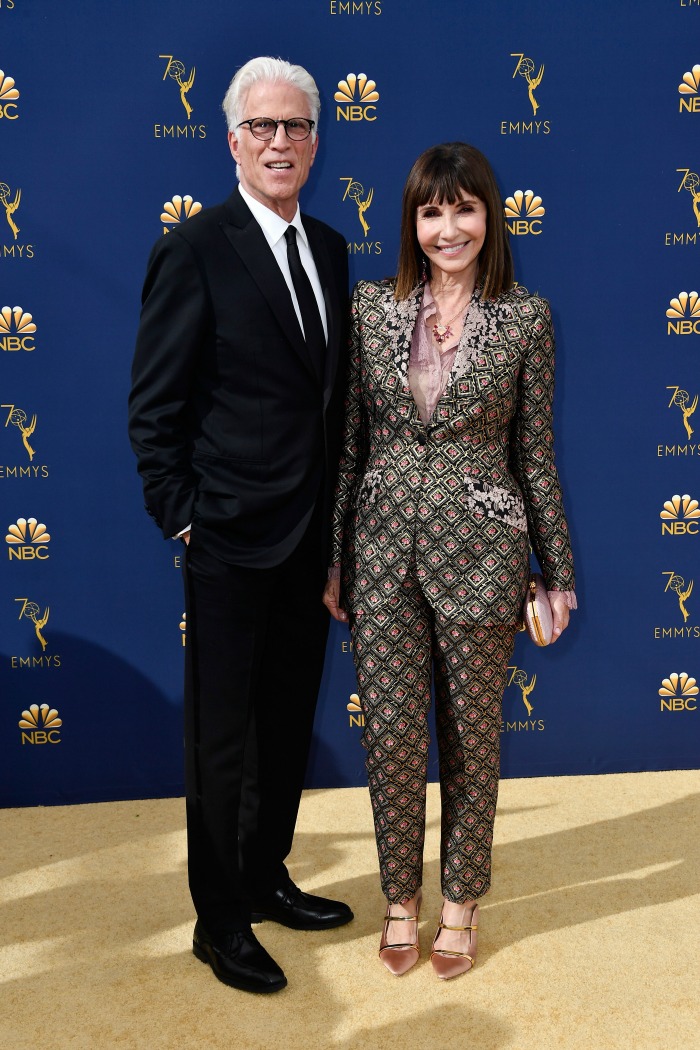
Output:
top-left (323, 577), bottom-right (348, 623)
top-left (548, 592), bottom-right (570, 643)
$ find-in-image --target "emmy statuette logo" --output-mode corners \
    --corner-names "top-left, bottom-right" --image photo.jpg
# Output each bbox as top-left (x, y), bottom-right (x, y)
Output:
top-left (504, 190), bottom-right (545, 236)
top-left (340, 178), bottom-right (380, 255)
top-left (660, 494), bottom-right (700, 536)
top-left (654, 571), bottom-right (699, 639)
top-left (667, 386), bottom-right (697, 440)
top-left (161, 195), bottom-right (202, 235)
top-left (2, 403), bottom-right (37, 460)
top-left (662, 572), bottom-right (694, 623)
top-left (335, 73), bottom-right (379, 121)
top-left (667, 291), bottom-right (700, 334)
top-left (0, 306), bottom-right (35, 351)
top-left (659, 672), bottom-right (698, 712)
top-left (666, 168), bottom-right (700, 246)
top-left (11, 597), bottom-right (61, 668)
top-left (512, 54), bottom-right (544, 115)
top-left (665, 169), bottom-right (700, 246)
top-left (0, 180), bottom-right (33, 257)
top-left (512, 54), bottom-right (545, 114)
top-left (502, 666), bottom-right (545, 732)
top-left (340, 178), bottom-right (373, 235)
top-left (19, 703), bottom-right (62, 745)
top-left (6, 517), bottom-right (50, 560)
top-left (180, 612), bottom-right (186, 647)
top-left (0, 180), bottom-right (20, 239)
top-left (678, 65), bottom-right (700, 113)
top-left (677, 169), bottom-right (700, 228)
top-left (160, 55), bottom-right (195, 118)
top-left (0, 69), bottom-right (19, 119)
top-left (347, 691), bottom-right (363, 727)
top-left (15, 596), bottom-right (49, 651)
top-left (1, 403), bottom-right (48, 480)
top-left (500, 54), bottom-right (550, 136)
top-left (659, 387), bottom-right (700, 459)
top-left (154, 55), bottom-right (206, 139)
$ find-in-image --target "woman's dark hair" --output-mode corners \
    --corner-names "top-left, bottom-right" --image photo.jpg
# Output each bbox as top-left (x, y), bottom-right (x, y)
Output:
top-left (395, 142), bottom-right (513, 301)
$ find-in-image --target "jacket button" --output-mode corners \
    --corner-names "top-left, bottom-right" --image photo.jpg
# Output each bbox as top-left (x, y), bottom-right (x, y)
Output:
top-left (416, 434), bottom-right (426, 446)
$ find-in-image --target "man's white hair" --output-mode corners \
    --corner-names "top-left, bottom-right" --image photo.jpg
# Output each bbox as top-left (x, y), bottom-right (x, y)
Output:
top-left (223, 57), bottom-right (320, 141)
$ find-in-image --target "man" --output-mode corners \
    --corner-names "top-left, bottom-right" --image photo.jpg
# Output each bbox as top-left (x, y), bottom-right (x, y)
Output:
top-left (129, 57), bottom-right (352, 994)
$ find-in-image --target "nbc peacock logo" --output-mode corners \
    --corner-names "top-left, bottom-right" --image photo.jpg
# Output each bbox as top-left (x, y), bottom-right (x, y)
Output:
top-left (0, 69), bottom-right (19, 119)
top-left (6, 517), bottom-right (50, 561)
top-left (0, 306), bottom-right (36, 351)
top-left (678, 64), bottom-right (700, 113)
top-left (161, 195), bottom-right (202, 235)
top-left (658, 672), bottom-right (698, 713)
top-left (19, 703), bottom-right (62, 744)
top-left (504, 190), bottom-right (545, 235)
top-left (660, 494), bottom-right (700, 536)
top-left (666, 291), bottom-right (700, 334)
top-left (335, 73), bottom-right (379, 121)
top-left (347, 691), bottom-right (363, 728)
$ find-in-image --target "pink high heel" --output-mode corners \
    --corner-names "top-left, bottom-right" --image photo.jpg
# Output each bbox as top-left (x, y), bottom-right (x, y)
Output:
top-left (430, 902), bottom-right (478, 980)
top-left (378, 892), bottom-right (422, 976)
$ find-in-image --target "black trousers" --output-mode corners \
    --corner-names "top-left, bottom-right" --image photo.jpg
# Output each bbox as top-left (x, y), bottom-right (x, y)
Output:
top-left (182, 507), bottom-right (329, 934)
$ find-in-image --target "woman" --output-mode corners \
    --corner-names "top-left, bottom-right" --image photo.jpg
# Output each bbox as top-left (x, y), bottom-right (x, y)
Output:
top-left (323, 142), bottom-right (576, 979)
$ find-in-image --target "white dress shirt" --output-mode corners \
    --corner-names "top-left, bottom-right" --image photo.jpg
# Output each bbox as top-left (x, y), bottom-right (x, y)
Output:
top-left (238, 183), bottom-right (328, 342)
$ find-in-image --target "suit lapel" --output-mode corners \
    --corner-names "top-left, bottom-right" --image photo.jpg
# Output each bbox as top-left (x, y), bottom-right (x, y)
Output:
top-left (304, 217), bottom-right (339, 404)
top-left (218, 191), bottom-right (316, 378)
top-left (383, 284), bottom-right (422, 391)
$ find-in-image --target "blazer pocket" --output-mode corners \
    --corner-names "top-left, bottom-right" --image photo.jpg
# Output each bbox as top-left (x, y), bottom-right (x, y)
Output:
top-left (463, 477), bottom-right (528, 533)
top-left (192, 447), bottom-right (267, 465)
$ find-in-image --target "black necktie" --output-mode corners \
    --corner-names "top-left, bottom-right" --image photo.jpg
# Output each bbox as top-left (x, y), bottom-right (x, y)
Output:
top-left (284, 225), bottom-right (325, 379)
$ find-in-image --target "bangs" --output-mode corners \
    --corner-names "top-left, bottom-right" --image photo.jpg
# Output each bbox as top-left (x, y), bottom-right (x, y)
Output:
top-left (414, 161), bottom-right (481, 209)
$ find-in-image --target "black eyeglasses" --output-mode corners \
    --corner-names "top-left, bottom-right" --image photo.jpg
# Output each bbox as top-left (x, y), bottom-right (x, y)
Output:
top-left (236, 117), bottom-right (315, 142)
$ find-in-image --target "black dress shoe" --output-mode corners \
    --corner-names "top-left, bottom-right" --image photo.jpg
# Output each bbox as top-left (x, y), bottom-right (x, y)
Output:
top-left (251, 880), bottom-right (354, 931)
top-left (192, 920), bottom-right (287, 993)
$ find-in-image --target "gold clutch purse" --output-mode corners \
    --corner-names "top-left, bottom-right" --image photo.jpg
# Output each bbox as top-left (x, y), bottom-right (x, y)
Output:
top-left (522, 573), bottom-right (553, 646)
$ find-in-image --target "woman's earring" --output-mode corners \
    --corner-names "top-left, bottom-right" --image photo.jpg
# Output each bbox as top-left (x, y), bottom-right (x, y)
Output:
top-left (421, 256), bottom-right (427, 282)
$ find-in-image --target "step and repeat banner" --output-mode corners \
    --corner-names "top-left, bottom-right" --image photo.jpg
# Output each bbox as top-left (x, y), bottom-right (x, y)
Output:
top-left (1, 0), bottom-right (699, 806)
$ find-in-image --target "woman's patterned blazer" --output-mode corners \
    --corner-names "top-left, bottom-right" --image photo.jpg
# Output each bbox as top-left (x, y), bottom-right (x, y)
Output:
top-left (330, 279), bottom-right (575, 625)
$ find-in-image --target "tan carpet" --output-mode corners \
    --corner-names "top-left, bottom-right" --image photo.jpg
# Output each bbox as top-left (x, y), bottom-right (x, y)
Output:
top-left (1, 770), bottom-right (698, 1050)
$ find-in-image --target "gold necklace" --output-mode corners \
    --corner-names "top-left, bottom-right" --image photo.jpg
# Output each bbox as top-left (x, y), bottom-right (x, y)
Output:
top-left (431, 294), bottom-right (472, 345)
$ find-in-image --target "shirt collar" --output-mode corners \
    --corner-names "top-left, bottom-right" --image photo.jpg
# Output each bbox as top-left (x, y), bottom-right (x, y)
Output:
top-left (238, 184), bottom-right (307, 249)
top-left (419, 282), bottom-right (437, 318)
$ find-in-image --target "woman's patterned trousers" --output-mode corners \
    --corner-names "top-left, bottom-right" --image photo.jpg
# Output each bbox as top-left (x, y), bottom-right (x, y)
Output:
top-left (351, 570), bottom-right (518, 904)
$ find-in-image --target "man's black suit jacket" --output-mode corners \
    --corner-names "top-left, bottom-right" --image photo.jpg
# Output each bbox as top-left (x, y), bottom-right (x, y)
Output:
top-left (129, 189), bottom-right (349, 567)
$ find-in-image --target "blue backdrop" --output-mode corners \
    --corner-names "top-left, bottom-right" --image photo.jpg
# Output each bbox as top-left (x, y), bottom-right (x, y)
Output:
top-left (1, 0), bottom-right (699, 806)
